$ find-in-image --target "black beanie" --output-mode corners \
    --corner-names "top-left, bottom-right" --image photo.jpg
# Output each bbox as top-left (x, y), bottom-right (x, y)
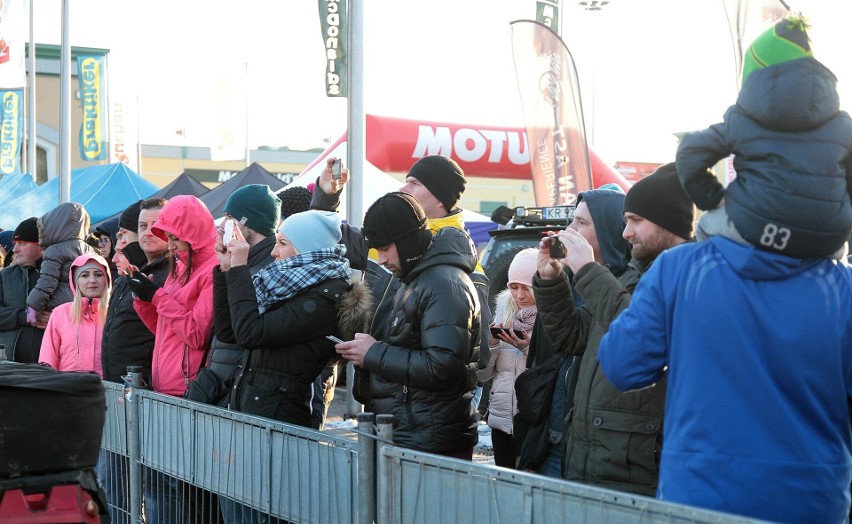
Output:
top-left (278, 186), bottom-right (313, 219)
top-left (407, 155), bottom-right (467, 212)
top-left (119, 199), bottom-right (143, 233)
top-left (363, 192), bottom-right (433, 277)
top-left (13, 217), bottom-right (39, 244)
top-left (624, 163), bottom-right (696, 240)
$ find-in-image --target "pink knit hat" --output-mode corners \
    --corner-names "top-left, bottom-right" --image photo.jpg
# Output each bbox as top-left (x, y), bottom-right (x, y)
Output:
top-left (507, 248), bottom-right (538, 287)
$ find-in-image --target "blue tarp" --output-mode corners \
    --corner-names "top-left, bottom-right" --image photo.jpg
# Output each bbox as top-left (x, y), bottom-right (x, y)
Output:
top-left (0, 163), bottom-right (159, 228)
top-left (0, 173), bottom-right (38, 201)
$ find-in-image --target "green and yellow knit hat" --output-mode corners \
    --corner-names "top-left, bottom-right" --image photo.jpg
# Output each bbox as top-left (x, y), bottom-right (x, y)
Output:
top-left (742, 15), bottom-right (812, 85)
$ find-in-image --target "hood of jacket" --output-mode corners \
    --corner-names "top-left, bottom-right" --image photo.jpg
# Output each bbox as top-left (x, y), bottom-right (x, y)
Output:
top-left (68, 253), bottom-right (112, 295)
top-left (579, 188), bottom-right (632, 277)
top-left (404, 226), bottom-right (476, 284)
top-left (738, 57), bottom-right (841, 132)
top-left (150, 195), bottom-right (217, 254)
top-left (38, 202), bottom-right (90, 248)
top-left (94, 217), bottom-right (120, 260)
top-left (710, 236), bottom-right (825, 282)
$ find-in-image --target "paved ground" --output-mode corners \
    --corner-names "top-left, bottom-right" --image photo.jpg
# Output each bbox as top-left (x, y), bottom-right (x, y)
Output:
top-left (323, 385), bottom-right (495, 465)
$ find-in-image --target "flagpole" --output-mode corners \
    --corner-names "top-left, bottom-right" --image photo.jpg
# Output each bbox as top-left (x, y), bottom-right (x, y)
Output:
top-left (244, 61), bottom-right (250, 168)
top-left (58, 0), bottom-right (71, 203)
top-left (136, 94), bottom-right (142, 175)
top-left (26, 0), bottom-right (36, 177)
top-left (346, 0), bottom-right (364, 228)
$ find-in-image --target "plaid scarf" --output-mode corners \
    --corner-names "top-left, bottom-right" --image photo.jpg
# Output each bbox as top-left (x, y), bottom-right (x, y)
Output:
top-left (252, 244), bottom-right (351, 314)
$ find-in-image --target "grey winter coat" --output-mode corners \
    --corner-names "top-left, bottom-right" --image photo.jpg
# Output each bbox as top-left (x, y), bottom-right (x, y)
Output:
top-left (354, 227), bottom-right (480, 453)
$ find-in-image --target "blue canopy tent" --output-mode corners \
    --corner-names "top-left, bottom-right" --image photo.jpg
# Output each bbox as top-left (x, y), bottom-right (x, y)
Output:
top-left (0, 163), bottom-right (159, 227)
top-left (0, 173), bottom-right (38, 200)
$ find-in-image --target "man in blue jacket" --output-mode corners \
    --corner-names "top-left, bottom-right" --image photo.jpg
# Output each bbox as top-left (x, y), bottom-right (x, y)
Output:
top-left (599, 227), bottom-right (852, 520)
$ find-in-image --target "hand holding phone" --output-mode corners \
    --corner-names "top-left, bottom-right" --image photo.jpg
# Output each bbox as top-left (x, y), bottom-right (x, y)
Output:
top-left (223, 219), bottom-right (235, 245)
top-left (489, 326), bottom-right (526, 339)
top-left (326, 335), bottom-right (344, 344)
top-left (331, 159), bottom-right (342, 180)
top-left (549, 235), bottom-right (566, 259)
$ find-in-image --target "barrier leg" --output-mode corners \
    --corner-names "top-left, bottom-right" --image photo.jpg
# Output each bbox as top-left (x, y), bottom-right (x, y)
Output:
top-left (357, 413), bottom-right (375, 524)
top-left (123, 366), bottom-right (144, 524)
top-left (375, 414), bottom-right (394, 524)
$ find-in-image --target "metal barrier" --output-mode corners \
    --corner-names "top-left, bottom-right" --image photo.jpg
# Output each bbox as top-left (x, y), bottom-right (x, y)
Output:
top-left (100, 381), bottom-right (760, 524)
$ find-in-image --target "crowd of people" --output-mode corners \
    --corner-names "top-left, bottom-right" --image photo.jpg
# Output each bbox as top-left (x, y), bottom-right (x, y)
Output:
top-left (0, 15), bottom-right (850, 524)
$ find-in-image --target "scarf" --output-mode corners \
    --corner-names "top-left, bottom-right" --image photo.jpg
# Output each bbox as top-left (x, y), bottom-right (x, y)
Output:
top-left (252, 244), bottom-right (351, 314)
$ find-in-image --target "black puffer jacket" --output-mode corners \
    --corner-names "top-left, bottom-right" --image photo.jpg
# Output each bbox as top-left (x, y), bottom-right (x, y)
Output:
top-left (188, 235), bottom-right (275, 406)
top-left (0, 263), bottom-right (43, 363)
top-left (354, 227), bottom-right (480, 453)
top-left (216, 265), bottom-right (372, 427)
top-left (101, 254), bottom-right (170, 384)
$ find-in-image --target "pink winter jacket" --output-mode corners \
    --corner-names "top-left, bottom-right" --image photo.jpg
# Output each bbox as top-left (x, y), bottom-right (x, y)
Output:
top-left (134, 195), bottom-right (218, 396)
top-left (39, 254), bottom-right (112, 377)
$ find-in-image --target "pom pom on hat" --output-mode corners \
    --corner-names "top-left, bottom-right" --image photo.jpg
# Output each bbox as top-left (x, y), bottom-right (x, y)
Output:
top-left (223, 184), bottom-right (281, 238)
top-left (277, 210), bottom-right (341, 253)
top-left (624, 163), bottom-right (696, 240)
top-left (278, 186), bottom-right (313, 219)
top-left (507, 248), bottom-right (538, 288)
top-left (742, 14), bottom-right (812, 85)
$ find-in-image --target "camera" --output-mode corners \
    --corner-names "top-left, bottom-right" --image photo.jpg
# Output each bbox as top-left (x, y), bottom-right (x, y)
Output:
top-left (549, 236), bottom-right (565, 259)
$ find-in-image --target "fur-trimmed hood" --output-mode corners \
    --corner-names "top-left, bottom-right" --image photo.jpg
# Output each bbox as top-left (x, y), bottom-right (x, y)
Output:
top-left (337, 279), bottom-right (372, 341)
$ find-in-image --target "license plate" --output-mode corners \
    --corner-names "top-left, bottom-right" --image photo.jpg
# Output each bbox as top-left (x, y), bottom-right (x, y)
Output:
top-left (541, 206), bottom-right (572, 220)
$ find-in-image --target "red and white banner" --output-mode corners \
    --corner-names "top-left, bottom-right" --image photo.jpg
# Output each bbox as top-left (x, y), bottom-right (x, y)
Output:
top-left (360, 114), bottom-right (629, 191)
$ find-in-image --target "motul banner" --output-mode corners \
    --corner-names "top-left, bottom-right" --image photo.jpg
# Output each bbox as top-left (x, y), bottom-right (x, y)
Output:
top-left (0, 88), bottom-right (22, 175)
top-left (318, 0), bottom-right (347, 97)
top-left (362, 114), bottom-right (628, 190)
top-left (0, 0), bottom-right (26, 89)
top-left (510, 20), bottom-right (593, 206)
top-left (77, 55), bottom-right (107, 161)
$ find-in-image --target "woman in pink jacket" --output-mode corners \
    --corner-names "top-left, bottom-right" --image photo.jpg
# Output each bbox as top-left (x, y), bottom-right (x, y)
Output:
top-left (129, 195), bottom-right (218, 397)
top-left (39, 253), bottom-right (112, 376)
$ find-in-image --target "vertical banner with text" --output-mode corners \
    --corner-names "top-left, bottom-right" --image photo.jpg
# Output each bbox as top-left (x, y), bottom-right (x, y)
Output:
top-left (77, 55), bottom-right (107, 161)
top-left (0, 89), bottom-right (23, 175)
top-left (511, 20), bottom-right (592, 207)
top-left (318, 0), bottom-right (347, 97)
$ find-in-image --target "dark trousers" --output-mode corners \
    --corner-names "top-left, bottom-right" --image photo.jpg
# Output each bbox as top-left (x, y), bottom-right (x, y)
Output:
top-left (491, 428), bottom-right (519, 469)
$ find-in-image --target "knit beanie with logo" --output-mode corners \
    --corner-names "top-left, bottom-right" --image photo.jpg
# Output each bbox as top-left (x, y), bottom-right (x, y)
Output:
top-left (742, 15), bottom-right (812, 85)
top-left (223, 184), bottom-right (282, 238)
top-left (407, 155), bottom-right (467, 212)
top-left (624, 163), bottom-right (696, 240)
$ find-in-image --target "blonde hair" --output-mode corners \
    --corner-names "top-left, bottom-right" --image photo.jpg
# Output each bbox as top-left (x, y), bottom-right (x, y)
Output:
top-left (492, 288), bottom-right (522, 327)
top-left (69, 268), bottom-right (111, 326)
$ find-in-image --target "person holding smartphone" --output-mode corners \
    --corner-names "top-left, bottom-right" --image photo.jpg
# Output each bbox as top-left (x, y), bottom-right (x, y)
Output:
top-left (477, 248), bottom-right (538, 468)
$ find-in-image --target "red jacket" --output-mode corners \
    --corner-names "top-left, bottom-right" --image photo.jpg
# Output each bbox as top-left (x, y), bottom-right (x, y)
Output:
top-left (135, 196), bottom-right (218, 396)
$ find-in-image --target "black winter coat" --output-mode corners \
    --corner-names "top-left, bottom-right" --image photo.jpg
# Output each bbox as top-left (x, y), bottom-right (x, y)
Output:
top-left (101, 254), bottom-right (170, 384)
top-left (0, 263), bottom-right (43, 363)
top-left (216, 264), bottom-right (371, 427)
top-left (354, 228), bottom-right (480, 453)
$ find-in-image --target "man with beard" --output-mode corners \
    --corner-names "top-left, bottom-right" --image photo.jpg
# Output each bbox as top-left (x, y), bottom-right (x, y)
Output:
top-left (532, 163), bottom-right (694, 494)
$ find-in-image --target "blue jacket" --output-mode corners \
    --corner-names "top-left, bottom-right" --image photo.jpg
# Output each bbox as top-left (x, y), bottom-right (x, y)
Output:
top-left (598, 237), bottom-right (852, 522)
top-left (677, 57), bottom-right (852, 258)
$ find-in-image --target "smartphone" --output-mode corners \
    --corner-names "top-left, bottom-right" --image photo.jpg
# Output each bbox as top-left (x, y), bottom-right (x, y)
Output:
top-left (223, 219), bottom-right (235, 244)
top-left (331, 158), bottom-right (342, 180)
top-left (489, 327), bottom-right (526, 339)
top-left (326, 335), bottom-right (344, 344)
top-left (549, 236), bottom-right (565, 259)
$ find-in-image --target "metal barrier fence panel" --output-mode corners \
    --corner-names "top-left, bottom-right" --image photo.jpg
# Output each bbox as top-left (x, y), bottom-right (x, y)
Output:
top-left (100, 382), bottom-right (359, 523)
top-left (378, 446), bottom-right (762, 524)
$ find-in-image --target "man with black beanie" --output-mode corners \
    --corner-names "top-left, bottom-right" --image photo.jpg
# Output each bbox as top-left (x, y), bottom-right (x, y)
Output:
top-left (531, 163), bottom-right (694, 495)
top-left (311, 155), bottom-right (493, 412)
top-left (335, 192), bottom-right (481, 460)
top-left (0, 217), bottom-right (45, 363)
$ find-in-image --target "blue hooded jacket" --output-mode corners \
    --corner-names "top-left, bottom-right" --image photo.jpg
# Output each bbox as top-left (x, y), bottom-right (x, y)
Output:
top-left (599, 236), bottom-right (852, 521)
top-left (677, 57), bottom-right (852, 258)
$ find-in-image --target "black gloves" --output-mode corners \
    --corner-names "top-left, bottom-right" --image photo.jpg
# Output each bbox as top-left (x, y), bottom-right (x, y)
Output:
top-left (128, 271), bottom-right (161, 302)
top-left (121, 242), bottom-right (148, 268)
